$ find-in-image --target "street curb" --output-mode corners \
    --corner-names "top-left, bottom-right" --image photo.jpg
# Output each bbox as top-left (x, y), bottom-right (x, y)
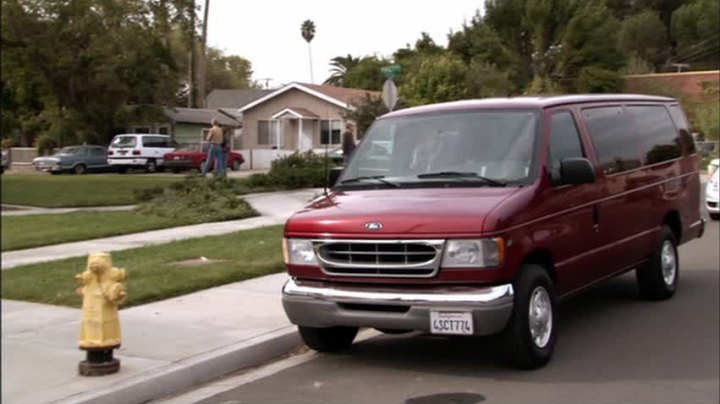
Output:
top-left (55, 326), bottom-right (302, 404)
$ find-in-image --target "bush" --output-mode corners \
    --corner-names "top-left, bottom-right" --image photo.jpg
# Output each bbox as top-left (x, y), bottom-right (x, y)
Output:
top-left (134, 177), bottom-right (257, 222)
top-left (265, 151), bottom-right (333, 189)
top-left (576, 67), bottom-right (624, 93)
top-left (36, 134), bottom-right (58, 156)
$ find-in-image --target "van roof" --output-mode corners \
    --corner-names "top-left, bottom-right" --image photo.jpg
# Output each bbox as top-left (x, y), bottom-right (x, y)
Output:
top-left (382, 94), bottom-right (676, 119)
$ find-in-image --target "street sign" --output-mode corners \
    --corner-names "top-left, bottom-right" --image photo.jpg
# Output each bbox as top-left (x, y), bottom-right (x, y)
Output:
top-left (381, 65), bottom-right (402, 80)
top-left (382, 79), bottom-right (398, 111)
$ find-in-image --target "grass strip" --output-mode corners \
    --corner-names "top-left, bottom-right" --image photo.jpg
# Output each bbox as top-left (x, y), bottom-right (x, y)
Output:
top-left (1, 174), bottom-right (182, 207)
top-left (1, 206), bottom-right (257, 251)
top-left (1, 225), bottom-right (286, 308)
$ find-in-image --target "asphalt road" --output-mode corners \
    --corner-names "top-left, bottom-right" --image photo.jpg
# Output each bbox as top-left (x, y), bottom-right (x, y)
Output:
top-left (195, 217), bottom-right (719, 404)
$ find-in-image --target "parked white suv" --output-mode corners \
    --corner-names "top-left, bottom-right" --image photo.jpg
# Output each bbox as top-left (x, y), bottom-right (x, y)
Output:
top-left (108, 134), bottom-right (176, 173)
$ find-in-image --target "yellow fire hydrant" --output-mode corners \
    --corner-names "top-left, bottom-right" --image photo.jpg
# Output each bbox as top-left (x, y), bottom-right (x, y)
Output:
top-left (75, 252), bottom-right (127, 376)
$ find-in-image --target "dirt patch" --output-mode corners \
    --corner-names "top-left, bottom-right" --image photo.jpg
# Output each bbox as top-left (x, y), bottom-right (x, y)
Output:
top-left (167, 257), bottom-right (227, 267)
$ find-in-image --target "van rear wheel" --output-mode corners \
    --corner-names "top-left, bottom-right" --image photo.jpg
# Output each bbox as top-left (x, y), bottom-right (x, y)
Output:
top-left (502, 264), bottom-right (557, 369)
top-left (145, 159), bottom-right (157, 173)
top-left (298, 326), bottom-right (358, 352)
top-left (636, 226), bottom-right (678, 300)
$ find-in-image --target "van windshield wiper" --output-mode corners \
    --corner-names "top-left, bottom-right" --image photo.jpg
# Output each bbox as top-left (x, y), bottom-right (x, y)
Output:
top-left (340, 175), bottom-right (400, 188)
top-left (417, 171), bottom-right (506, 187)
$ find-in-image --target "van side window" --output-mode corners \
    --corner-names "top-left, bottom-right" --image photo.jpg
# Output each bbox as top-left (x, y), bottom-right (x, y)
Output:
top-left (549, 111), bottom-right (584, 184)
top-left (627, 106), bottom-right (682, 165)
top-left (583, 106), bottom-right (640, 175)
top-left (667, 104), bottom-right (696, 154)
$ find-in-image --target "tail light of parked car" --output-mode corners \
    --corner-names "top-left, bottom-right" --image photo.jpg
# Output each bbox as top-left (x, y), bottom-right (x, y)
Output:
top-left (108, 150), bottom-right (114, 155)
top-left (132, 150), bottom-right (141, 155)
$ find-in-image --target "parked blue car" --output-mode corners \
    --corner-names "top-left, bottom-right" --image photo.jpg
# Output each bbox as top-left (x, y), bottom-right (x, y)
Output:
top-left (32, 145), bottom-right (113, 174)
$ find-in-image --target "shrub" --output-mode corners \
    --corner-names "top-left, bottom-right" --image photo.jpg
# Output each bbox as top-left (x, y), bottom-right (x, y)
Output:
top-left (266, 151), bottom-right (332, 189)
top-left (36, 134), bottom-right (58, 156)
top-left (134, 177), bottom-right (258, 222)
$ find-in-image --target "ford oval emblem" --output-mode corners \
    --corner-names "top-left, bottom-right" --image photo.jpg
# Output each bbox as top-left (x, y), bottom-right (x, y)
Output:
top-left (365, 222), bottom-right (383, 230)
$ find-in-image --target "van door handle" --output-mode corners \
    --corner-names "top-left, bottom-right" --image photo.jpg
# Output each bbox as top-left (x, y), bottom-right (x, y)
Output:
top-left (593, 206), bottom-right (600, 232)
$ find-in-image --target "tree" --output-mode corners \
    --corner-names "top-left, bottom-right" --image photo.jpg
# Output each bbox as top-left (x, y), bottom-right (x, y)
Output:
top-left (341, 94), bottom-right (389, 139)
top-left (324, 54), bottom-right (361, 86)
top-left (401, 54), bottom-right (468, 106)
top-left (301, 20), bottom-right (316, 83)
top-left (205, 48), bottom-right (257, 93)
top-left (344, 56), bottom-right (389, 91)
top-left (465, 62), bottom-right (514, 98)
top-left (620, 11), bottom-right (669, 69)
top-left (671, 0), bottom-right (720, 68)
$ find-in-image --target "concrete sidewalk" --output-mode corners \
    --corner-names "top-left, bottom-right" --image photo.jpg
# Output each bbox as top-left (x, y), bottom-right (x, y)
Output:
top-left (1, 274), bottom-right (300, 404)
top-left (1, 188), bottom-right (324, 404)
top-left (1, 189), bottom-right (322, 269)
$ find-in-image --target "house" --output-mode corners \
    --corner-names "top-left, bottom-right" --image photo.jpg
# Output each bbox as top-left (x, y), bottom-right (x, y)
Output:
top-left (205, 88), bottom-right (273, 109)
top-left (128, 107), bottom-right (242, 146)
top-left (238, 82), bottom-right (380, 151)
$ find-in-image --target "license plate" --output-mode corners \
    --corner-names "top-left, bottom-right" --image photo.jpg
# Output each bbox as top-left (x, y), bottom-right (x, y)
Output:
top-left (174, 156), bottom-right (180, 160)
top-left (430, 311), bottom-right (473, 335)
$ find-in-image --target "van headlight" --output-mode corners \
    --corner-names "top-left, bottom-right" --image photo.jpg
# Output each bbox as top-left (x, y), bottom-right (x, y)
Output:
top-left (442, 238), bottom-right (505, 268)
top-left (283, 238), bottom-right (318, 265)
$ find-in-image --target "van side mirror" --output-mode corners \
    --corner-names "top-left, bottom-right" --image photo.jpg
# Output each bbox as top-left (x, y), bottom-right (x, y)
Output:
top-left (559, 157), bottom-right (596, 185)
top-left (328, 167), bottom-right (343, 187)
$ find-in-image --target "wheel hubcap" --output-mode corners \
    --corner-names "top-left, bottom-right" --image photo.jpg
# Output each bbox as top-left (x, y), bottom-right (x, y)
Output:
top-left (529, 286), bottom-right (552, 349)
top-left (661, 240), bottom-right (677, 286)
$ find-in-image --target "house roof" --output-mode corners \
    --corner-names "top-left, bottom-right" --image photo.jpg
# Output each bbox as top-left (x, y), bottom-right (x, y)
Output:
top-left (205, 89), bottom-right (273, 109)
top-left (239, 82), bottom-right (380, 113)
top-left (164, 107), bottom-right (242, 127)
top-left (271, 107), bottom-right (320, 119)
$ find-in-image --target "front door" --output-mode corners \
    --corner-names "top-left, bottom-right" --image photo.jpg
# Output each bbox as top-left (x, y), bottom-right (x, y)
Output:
top-left (300, 119), bottom-right (314, 150)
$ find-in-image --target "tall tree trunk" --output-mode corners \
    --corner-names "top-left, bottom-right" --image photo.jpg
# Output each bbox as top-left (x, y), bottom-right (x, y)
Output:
top-left (198, 0), bottom-right (210, 107)
top-left (308, 44), bottom-right (314, 84)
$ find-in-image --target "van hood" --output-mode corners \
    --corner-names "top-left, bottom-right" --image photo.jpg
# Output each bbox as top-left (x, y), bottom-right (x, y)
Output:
top-left (286, 187), bottom-right (521, 236)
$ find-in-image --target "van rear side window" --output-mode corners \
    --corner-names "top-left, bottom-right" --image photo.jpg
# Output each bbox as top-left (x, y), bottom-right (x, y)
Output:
top-left (583, 106), bottom-right (640, 175)
top-left (667, 104), bottom-right (696, 154)
top-left (112, 136), bottom-right (137, 148)
top-left (626, 106), bottom-right (682, 165)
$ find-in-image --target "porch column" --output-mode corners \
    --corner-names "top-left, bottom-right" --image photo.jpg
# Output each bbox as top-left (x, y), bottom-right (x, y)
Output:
top-left (299, 119), bottom-right (303, 150)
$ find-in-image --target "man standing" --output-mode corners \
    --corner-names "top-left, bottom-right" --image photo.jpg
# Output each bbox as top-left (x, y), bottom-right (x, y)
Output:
top-left (202, 119), bottom-right (223, 177)
top-left (341, 122), bottom-right (356, 164)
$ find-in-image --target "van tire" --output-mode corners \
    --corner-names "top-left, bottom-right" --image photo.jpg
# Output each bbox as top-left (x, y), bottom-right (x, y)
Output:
top-left (636, 226), bottom-right (678, 300)
top-left (73, 164), bottom-right (86, 175)
top-left (231, 159), bottom-right (241, 171)
top-left (145, 159), bottom-right (157, 173)
top-left (298, 326), bottom-right (358, 352)
top-left (503, 264), bottom-right (557, 369)
top-left (710, 213), bottom-right (720, 221)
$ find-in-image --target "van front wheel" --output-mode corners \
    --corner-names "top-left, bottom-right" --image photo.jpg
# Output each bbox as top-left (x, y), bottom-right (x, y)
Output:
top-left (503, 264), bottom-right (557, 369)
top-left (298, 326), bottom-right (358, 352)
top-left (636, 226), bottom-right (678, 300)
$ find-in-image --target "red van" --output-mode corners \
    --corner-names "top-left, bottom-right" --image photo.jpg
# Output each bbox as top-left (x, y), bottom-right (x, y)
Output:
top-left (281, 95), bottom-right (705, 369)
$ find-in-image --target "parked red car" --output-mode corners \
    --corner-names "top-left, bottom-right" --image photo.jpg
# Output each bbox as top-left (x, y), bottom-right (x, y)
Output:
top-left (163, 143), bottom-right (244, 173)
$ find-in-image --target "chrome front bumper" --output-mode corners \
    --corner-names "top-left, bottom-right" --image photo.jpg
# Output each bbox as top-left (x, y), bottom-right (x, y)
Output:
top-left (282, 279), bottom-right (514, 336)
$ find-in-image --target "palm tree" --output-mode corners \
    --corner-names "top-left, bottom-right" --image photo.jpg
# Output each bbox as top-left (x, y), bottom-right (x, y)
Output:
top-left (323, 54), bottom-right (361, 86)
top-left (301, 20), bottom-right (316, 83)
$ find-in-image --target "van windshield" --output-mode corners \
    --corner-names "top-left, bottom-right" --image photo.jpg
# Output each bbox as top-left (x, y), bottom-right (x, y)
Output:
top-left (339, 109), bottom-right (539, 188)
top-left (111, 136), bottom-right (137, 148)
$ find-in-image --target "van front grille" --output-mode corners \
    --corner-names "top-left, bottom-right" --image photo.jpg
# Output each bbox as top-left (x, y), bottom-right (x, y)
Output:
top-left (314, 239), bottom-right (444, 278)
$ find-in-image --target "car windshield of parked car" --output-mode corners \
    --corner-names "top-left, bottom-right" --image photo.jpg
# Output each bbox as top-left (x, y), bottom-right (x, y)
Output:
top-left (111, 136), bottom-right (137, 148)
top-left (338, 109), bottom-right (539, 188)
top-left (56, 146), bottom-right (83, 155)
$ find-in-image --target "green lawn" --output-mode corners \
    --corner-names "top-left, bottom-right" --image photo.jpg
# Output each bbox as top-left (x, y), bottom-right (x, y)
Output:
top-left (1, 225), bottom-right (286, 308)
top-left (1, 208), bottom-right (256, 251)
top-left (1, 174), bottom-right (182, 207)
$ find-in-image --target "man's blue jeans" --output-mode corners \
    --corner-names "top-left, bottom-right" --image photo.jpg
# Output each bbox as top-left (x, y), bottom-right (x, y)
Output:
top-left (217, 149), bottom-right (228, 177)
top-left (202, 143), bottom-right (222, 176)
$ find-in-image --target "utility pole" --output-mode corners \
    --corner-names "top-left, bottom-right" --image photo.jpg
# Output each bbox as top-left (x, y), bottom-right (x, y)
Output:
top-left (198, 0), bottom-right (210, 108)
top-left (187, 2), bottom-right (196, 108)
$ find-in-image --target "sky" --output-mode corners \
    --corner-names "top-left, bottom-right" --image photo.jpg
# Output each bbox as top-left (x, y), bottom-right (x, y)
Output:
top-left (201, 0), bottom-right (485, 88)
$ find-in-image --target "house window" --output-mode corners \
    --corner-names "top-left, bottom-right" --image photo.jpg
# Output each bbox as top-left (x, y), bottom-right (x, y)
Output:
top-left (157, 125), bottom-right (170, 135)
top-left (258, 120), bottom-right (282, 147)
top-left (202, 129), bottom-right (209, 141)
top-left (320, 119), bottom-right (342, 145)
top-left (133, 126), bottom-right (151, 134)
